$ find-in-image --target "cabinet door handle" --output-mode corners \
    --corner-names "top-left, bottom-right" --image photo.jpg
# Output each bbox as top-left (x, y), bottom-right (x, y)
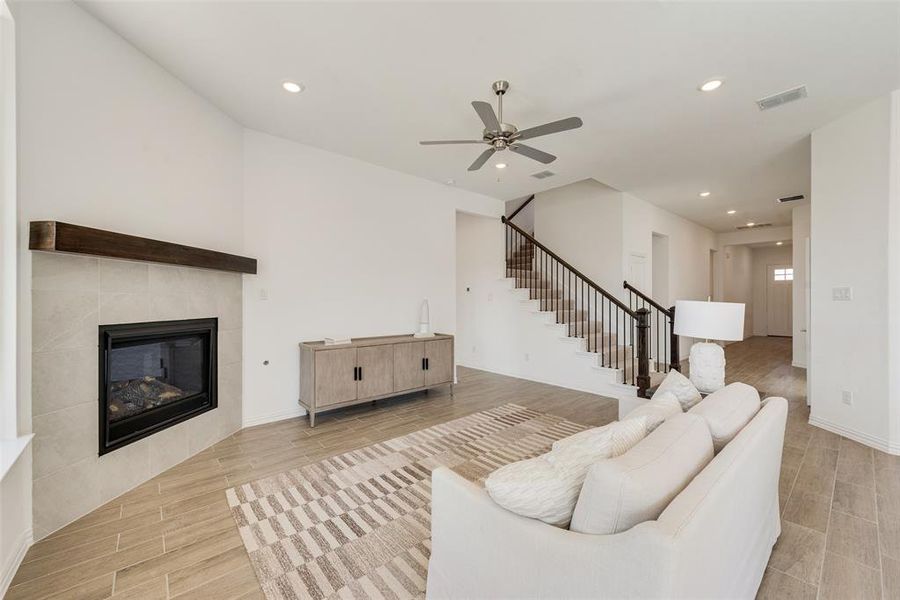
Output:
top-left (425, 358), bottom-right (429, 370)
top-left (359, 366), bottom-right (363, 380)
top-left (421, 357), bottom-right (425, 371)
top-left (353, 367), bottom-right (358, 381)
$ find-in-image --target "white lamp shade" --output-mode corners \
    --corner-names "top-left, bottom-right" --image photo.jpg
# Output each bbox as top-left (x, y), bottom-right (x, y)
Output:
top-left (673, 300), bottom-right (745, 341)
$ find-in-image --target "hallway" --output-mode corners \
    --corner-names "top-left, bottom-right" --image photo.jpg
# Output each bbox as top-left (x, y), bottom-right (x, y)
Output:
top-left (726, 336), bottom-right (899, 599)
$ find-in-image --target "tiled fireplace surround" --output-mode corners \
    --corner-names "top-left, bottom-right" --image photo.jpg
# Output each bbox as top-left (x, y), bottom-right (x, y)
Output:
top-left (31, 252), bottom-right (243, 539)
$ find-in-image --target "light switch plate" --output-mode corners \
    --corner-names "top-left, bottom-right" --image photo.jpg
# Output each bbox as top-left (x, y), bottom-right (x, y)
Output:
top-left (832, 287), bottom-right (852, 301)
top-left (842, 390), bottom-right (853, 406)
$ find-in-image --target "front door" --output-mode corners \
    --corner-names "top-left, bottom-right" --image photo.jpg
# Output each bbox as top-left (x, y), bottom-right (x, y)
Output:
top-left (767, 265), bottom-right (793, 337)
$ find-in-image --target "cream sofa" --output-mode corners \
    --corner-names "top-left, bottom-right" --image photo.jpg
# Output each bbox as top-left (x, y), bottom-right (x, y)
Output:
top-left (427, 396), bottom-right (788, 599)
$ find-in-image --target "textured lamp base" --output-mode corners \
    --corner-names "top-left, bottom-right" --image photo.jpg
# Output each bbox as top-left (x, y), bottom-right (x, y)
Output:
top-left (689, 342), bottom-right (726, 393)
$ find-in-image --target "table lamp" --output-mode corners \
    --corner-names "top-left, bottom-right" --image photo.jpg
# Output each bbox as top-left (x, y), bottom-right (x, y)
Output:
top-left (673, 300), bottom-right (745, 393)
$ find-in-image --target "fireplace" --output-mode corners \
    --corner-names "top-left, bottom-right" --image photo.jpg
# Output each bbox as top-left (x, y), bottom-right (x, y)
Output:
top-left (99, 318), bottom-right (217, 455)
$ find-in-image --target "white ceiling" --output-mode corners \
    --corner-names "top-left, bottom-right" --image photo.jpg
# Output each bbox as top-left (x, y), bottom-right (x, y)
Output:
top-left (77, 1), bottom-right (900, 233)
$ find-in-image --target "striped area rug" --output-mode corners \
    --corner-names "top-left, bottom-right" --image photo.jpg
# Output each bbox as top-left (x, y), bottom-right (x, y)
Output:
top-left (226, 403), bottom-right (585, 599)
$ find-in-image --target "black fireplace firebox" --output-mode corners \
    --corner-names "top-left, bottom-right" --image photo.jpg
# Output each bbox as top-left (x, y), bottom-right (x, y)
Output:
top-left (99, 318), bottom-right (217, 455)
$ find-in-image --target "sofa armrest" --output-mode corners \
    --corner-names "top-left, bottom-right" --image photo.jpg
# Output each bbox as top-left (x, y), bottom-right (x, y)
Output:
top-left (426, 467), bottom-right (672, 599)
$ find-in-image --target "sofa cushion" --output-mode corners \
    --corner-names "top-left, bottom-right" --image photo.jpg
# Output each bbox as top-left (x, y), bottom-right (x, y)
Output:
top-left (623, 391), bottom-right (682, 433)
top-left (551, 416), bottom-right (647, 458)
top-left (689, 382), bottom-right (761, 452)
top-left (486, 419), bottom-right (648, 527)
top-left (653, 369), bottom-right (703, 410)
top-left (569, 413), bottom-right (714, 535)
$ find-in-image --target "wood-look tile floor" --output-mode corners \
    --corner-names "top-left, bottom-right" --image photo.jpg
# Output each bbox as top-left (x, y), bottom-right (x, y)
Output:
top-left (8, 365), bottom-right (617, 599)
top-left (8, 336), bottom-right (897, 599)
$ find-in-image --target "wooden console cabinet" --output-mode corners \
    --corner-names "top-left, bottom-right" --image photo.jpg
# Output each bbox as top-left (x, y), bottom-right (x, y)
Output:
top-left (299, 334), bottom-right (454, 427)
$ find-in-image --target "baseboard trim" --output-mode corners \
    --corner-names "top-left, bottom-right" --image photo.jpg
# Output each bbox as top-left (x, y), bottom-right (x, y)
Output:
top-left (242, 406), bottom-right (306, 428)
top-left (808, 416), bottom-right (900, 455)
top-left (1, 527), bottom-right (33, 597)
top-left (791, 361), bottom-right (807, 369)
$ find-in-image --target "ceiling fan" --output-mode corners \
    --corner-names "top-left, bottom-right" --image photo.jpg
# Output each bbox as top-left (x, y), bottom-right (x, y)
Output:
top-left (419, 80), bottom-right (584, 171)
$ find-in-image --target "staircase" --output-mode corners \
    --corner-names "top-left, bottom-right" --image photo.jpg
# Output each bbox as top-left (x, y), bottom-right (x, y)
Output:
top-left (502, 216), bottom-right (677, 397)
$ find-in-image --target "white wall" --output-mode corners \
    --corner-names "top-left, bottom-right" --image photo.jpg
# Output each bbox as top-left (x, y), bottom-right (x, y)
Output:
top-left (0, 448), bottom-right (31, 595)
top-left (534, 180), bottom-right (623, 294)
top-left (622, 193), bottom-right (718, 358)
top-left (505, 196), bottom-right (534, 233)
top-left (722, 245), bottom-right (754, 339)
top-left (456, 212), bottom-right (504, 368)
top-left (12, 0), bottom-right (246, 541)
top-left (792, 204), bottom-right (811, 367)
top-left (241, 130), bottom-right (502, 426)
top-left (0, 2), bottom-right (30, 593)
top-left (14, 0), bottom-right (244, 427)
top-left (810, 92), bottom-right (898, 452)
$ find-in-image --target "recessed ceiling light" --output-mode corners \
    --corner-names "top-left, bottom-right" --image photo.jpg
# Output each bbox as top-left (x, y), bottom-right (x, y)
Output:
top-left (776, 241), bottom-right (783, 246)
top-left (746, 222), bottom-right (756, 227)
top-left (699, 191), bottom-right (711, 198)
top-left (495, 163), bottom-right (507, 169)
top-left (282, 81), bottom-right (304, 94)
top-left (699, 79), bottom-right (723, 92)
top-left (727, 210), bottom-right (737, 215)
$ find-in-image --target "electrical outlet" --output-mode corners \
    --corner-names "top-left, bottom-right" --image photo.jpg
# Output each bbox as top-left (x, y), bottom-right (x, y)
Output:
top-left (842, 390), bottom-right (853, 406)
top-left (259, 288), bottom-right (269, 300)
top-left (832, 287), bottom-right (853, 301)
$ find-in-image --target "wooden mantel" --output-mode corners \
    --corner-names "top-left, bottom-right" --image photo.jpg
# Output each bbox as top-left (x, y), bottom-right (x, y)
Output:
top-left (29, 221), bottom-right (257, 274)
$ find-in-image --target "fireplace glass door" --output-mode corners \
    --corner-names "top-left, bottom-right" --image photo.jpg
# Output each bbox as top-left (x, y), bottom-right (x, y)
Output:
top-left (99, 318), bottom-right (217, 454)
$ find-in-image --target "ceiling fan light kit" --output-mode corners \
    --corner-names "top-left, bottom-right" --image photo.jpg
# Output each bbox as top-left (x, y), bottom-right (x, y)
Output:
top-left (419, 80), bottom-right (584, 171)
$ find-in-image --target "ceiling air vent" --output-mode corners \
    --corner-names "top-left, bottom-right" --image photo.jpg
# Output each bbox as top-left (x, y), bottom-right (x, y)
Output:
top-left (531, 170), bottom-right (556, 179)
top-left (777, 194), bottom-right (805, 204)
top-left (757, 85), bottom-right (808, 111)
top-left (736, 223), bottom-right (773, 230)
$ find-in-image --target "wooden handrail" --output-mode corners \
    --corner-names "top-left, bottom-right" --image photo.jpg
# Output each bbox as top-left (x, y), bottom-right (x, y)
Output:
top-left (506, 195), bottom-right (535, 222)
top-left (623, 280), bottom-right (672, 316)
top-left (502, 216), bottom-right (635, 317)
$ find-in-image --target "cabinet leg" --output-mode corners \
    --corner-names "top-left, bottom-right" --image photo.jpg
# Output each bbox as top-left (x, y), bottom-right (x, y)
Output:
top-left (450, 382), bottom-right (455, 398)
top-left (309, 410), bottom-right (316, 428)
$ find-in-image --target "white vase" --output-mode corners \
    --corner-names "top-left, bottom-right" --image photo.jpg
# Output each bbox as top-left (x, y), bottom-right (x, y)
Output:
top-left (689, 342), bottom-right (725, 393)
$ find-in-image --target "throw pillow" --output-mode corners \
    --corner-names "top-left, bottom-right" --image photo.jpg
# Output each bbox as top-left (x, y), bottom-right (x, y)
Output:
top-left (623, 391), bottom-right (682, 433)
top-left (689, 382), bottom-right (761, 451)
top-left (486, 419), bottom-right (648, 527)
top-left (653, 369), bottom-right (702, 411)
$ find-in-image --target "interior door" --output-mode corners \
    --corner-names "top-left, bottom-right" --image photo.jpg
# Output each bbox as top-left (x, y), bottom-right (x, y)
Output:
top-left (393, 341), bottom-right (425, 392)
top-left (424, 338), bottom-right (453, 385)
top-left (766, 265), bottom-right (793, 337)
top-left (356, 344), bottom-right (393, 399)
top-left (315, 347), bottom-right (358, 407)
top-left (628, 253), bottom-right (648, 293)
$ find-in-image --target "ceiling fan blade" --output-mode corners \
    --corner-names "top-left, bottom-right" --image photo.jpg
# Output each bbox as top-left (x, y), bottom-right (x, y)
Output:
top-left (515, 117), bottom-right (583, 141)
top-left (472, 101), bottom-right (501, 132)
top-left (509, 144), bottom-right (557, 164)
top-left (467, 148), bottom-right (496, 171)
top-left (419, 140), bottom-right (484, 145)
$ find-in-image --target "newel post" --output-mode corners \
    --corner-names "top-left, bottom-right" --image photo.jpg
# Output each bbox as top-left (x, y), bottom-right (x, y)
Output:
top-left (636, 308), bottom-right (651, 398)
top-left (669, 305), bottom-right (681, 372)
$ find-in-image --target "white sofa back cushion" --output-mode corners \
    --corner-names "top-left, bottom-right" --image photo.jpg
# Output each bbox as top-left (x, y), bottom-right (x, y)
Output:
top-left (569, 413), bottom-right (713, 535)
top-left (622, 391), bottom-right (682, 433)
top-left (485, 419), bottom-right (647, 527)
top-left (689, 382), bottom-right (761, 452)
top-left (653, 369), bottom-right (702, 410)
